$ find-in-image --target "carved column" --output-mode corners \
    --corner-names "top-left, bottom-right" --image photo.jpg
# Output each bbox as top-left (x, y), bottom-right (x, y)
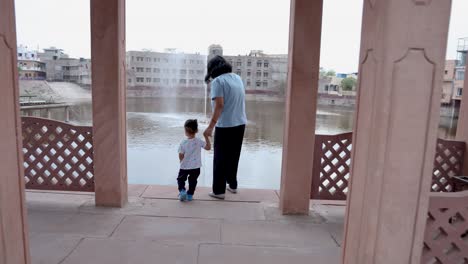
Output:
top-left (343, 0), bottom-right (452, 263)
top-left (91, 0), bottom-right (128, 207)
top-left (280, 0), bottom-right (323, 214)
top-left (0, 0), bottom-right (31, 263)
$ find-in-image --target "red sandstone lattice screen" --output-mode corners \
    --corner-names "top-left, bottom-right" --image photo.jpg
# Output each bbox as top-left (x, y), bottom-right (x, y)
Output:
top-left (310, 133), bottom-right (352, 200)
top-left (311, 134), bottom-right (467, 200)
top-left (432, 138), bottom-right (466, 192)
top-left (422, 191), bottom-right (468, 264)
top-left (22, 117), bottom-right (95, 192)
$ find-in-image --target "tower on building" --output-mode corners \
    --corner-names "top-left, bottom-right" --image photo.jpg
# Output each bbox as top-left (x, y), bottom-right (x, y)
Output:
top-left (208, 44), bottom-right (223, 60)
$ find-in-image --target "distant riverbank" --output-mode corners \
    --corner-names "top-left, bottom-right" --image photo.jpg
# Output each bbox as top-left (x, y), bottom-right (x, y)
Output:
top-left (20, 80), bottom-right (355, 106)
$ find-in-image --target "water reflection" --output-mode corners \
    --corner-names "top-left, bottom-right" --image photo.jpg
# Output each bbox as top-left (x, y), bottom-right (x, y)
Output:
top-left (34, 97), bottom-right (458, 189)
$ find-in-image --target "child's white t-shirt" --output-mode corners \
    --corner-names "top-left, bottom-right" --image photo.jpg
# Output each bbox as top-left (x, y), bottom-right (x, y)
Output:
top-left (178, 137), bottom-right (206, 170)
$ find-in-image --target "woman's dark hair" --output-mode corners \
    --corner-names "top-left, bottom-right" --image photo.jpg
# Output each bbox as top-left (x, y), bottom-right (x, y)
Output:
top-left (184, 119), bottom-right (198, 134)
top-left (205, 55), bottom-right (232, 83)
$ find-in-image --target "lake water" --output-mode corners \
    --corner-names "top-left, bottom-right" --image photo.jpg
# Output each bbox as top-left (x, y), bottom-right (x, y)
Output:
top-left (44, 97), bottom-right (458, 190)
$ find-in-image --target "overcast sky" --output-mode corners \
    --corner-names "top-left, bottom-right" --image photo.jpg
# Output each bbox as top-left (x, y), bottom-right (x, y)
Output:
top-left (15, 0), bottom-right (468, 73)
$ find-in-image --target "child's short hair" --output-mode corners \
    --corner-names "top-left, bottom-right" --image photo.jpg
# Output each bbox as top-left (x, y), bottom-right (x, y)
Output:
top-left (184, 119), bottom-right (198, 134)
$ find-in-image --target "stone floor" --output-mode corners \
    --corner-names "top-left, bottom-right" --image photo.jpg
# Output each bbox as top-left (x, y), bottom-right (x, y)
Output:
top-left (26, 184), bottom-right (346, 264)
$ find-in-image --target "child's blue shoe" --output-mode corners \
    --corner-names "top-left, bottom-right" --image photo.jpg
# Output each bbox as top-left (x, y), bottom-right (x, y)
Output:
top-left (179, 190), bottom-right (187, 201)
top-left (187, 194), bottom-right (193, 201)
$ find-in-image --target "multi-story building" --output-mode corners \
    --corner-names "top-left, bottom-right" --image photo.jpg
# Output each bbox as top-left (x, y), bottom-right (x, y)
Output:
top-left (442, 60), bottom-right (456, 104)
top-left (126, 49), bottom-right (206, 89)
top-left (208, 45), bottom-right (288, 94)
top-left (453, 37), bottom-right (467, 101)
top-left (17, 45), bottom-right (46, 80)
top-left (38, 47), bottom-right (92, 86)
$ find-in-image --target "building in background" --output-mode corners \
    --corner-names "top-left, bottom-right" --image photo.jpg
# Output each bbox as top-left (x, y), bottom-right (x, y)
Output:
top-left (17, 45), bottom-right (46, 80)
top-left (442, 60), bottom-right (456, 105)
top-left (126, 49), bottom-right (206, 89)
top-left (209, 45), bottom-right (288, 94)
top-left (38, 47), bottom-right (92, 86)
top-left (453, 37), bottom-right (467, 101)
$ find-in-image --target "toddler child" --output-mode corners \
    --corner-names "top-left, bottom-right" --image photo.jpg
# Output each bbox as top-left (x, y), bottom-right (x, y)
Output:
top-left (177, 119), bottom-right (211, 201)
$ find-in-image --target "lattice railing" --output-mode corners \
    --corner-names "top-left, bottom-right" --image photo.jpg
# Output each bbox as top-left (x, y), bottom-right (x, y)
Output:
top-left (311, 134), bottom-right (467, 200)
top-left (22, 117), bottom-right (95, 192)
top-left (311, 133), bottom-right (352, 200)
top-left (432, 139), bottom-right (466, 192)
top-left (422, 191), bottom-right (468, 263)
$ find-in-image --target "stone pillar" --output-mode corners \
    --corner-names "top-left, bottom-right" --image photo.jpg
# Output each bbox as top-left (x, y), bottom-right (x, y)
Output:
top-left (343, 1), bottom-right (451, 263)
top-left (455, 62), bottom-right (468, 174)
top-left (91, 0), bottom-right (128, 207)
top-left (0, 0), bottom-right (31, 263)
top-left (279, 0), bottom-right (322, 215)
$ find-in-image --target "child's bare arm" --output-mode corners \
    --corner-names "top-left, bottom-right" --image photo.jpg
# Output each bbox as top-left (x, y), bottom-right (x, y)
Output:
top-left (179, 153), bottom-right (184, 162)
top-left (204, 135), bottom-right (211, 151)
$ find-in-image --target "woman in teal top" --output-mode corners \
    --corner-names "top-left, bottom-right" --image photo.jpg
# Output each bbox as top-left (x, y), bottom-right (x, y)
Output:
top-left (204, 56), bottom-right (247, 199)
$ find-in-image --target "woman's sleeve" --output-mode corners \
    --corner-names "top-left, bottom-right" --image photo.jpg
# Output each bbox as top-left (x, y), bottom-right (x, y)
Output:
top-left (211, 79), bottom-right (224, 99)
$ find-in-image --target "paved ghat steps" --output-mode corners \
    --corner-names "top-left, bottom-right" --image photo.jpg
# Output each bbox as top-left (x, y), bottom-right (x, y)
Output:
top-left (26, 184), bottom-right (345, 264)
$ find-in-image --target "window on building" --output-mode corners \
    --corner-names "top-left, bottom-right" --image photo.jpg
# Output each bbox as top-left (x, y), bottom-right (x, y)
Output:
top-left (247, 60), bottom-right (252, 67)
top-left (146, 78), bottom-right (152, 82)
top-left (236, 70), bottom-right (242, 76)
top-left (128, 79), bottom-right (132, 83)
top-left (180, 79), bottom-right (187, 84)
top-left (189, 70), bottom-right (194, 74)
top-left (163, 59), bottom-right (169, 63)
top-left (256, 81), bottom-right (261, 87)
top-left (247, 81), bottom-right (251, 87)
top-left (180, 69), bottom-right (187, 74)
top-left (163, 69), bottom-right (169, 73)
top-left (154, 68), bottom-right (160, 73)
top-left (256, 71), bottom-right (262, 77)
top-left (257, 61), bottom-right (262, 67)
top-left (196, 80), bottom-right (202, 84)
top-left (153, 78), bottom-right (160, 83)
top-left (325, 85), bottom-right (329, 91)
top-left (136, 67), bottom-right (144, 72)
top-left (190, 60), bottom-right (194, 64)
top-left (228, 60), bottom-right (233, 65)
top-left (457, 87), bottom-right (463, 96)
top-left (146, 57), bottom-right (151, 62)
top-left (189, 79), bottom-right (195, 84)
top-left (263, 81), bottom-right (268, 87)
top-left (456, 70), bottom-right (465, 80)
top-left (445, 70), bottom-right (448, 74)
top-left (237, 61), bottom-right (242, 66)
top-left (197, 60), bottom-right (202, 64)
top-left (136, 77), bottom-right (144, 82)
top-left (146, 68), bottom-right (151, 72)
top-left (137, 57), bottom-right (144, 62)
top-left (263, 72), bottom-right (269, 77)
top-left (172, 79), bottom-right (177, 83)
top-left (163, 79), bottom-right (169, 84)
top-left (264, 61), bottom-right (269, 67)
top-left (247, 71), bottom-right (251, 77)
top-left (197, 70), bottom-right (204, 74)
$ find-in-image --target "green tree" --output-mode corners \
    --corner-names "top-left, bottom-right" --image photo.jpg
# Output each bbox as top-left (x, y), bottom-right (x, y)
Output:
top-left (326, 70), bottom-right (336, 77)
top-left (341, 77), bottom-right (357, 91)
top-left (319, 67), bottom-right (326, 78)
